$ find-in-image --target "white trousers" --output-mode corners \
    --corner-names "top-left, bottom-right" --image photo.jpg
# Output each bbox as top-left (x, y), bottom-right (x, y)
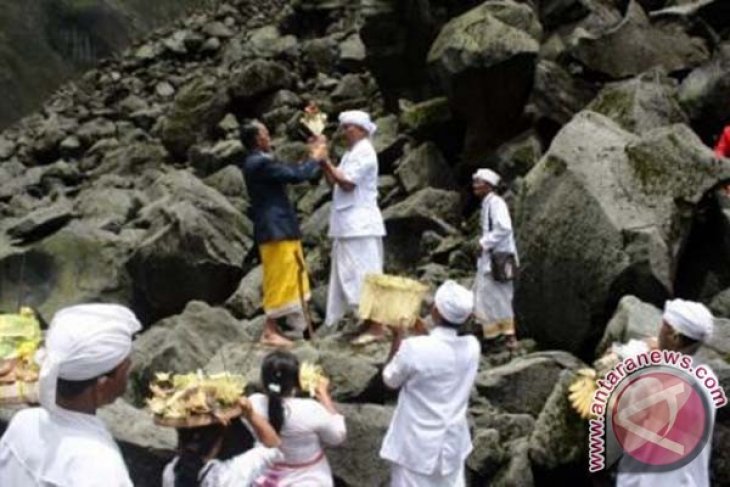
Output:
top-left (325, 236), bottom-right (383, 327)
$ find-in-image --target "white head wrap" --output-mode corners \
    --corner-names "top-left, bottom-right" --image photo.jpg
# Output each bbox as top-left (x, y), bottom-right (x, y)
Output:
top-left (473, 168), bottom-right (501, 187)
top-left (663, 299), bottom-right (714, 342)
top-left (38, 304), bottom-right (142, 410)
top-left (434, 280), bottom-right (474, 325)
top-left (338, 110), bottom-right (377, 136)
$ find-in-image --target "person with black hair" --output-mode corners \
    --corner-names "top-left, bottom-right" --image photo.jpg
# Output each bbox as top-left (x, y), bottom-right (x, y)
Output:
top-left (237, 120), bottom-right (327, 348)
top-left (248, 350), bottom-right (346, 486)
top-left (380, 281), bottom-right (480, 486)
top-left (162, 397), bottom-right (282, 487)
top-left (0, 304), bottom-right (141, 487)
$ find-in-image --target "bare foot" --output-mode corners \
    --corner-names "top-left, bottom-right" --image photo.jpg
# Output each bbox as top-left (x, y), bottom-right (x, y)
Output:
top-left (260, 331), bottom-right (295, 349)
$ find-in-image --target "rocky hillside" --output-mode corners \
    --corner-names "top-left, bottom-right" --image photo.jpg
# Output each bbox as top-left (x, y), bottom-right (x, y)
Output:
top-left (0, 0), bottom-right (219, 129)
top-left (1, 0), bottom-right (730, 485)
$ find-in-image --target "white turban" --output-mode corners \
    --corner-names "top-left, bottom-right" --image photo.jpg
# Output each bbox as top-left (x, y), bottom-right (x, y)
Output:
top-left (663, 299), bottom-right (714, 342)
top-left (434, 280), bottom-right (474, 325)
top-left (38, 304), bottom-right (141, 410)
top-left (473, 168), bottom-right (501, 187)
top-left (338, 110), bottom-right (377, 136)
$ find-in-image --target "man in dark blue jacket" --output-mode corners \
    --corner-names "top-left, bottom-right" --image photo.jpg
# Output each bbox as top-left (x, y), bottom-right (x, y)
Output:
top-left (238, 120), bottom-right (326, 347)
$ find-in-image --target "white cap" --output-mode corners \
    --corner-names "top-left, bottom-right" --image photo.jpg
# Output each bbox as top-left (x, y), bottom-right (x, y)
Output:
top-left (473, 168), bottom-right (501, 187)
top-left (663, 299), bottom-right (714, 342)
top-left (434, 280), bottom-right (474, 325)
top-left (338, 110), bottom-right (377, 136)
top-left (38, 304), bottom-right (142, 411)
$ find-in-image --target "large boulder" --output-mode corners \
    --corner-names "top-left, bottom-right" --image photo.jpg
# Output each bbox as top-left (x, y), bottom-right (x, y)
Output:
top-left (528, 370), bottom-right (587, 471)
top-left (570, 1), bottom-right (708, 79)
top-left (475, 351), bottom-right (584, 417)
top-left (128, 301), bottom-right (248, 404)
top-left (515, 111), bottom-right (730, 355)
top-left (529, 60), bottom-right (596, 130)
top-left (394, 142), bottom-right (456, 193)
top-left (224, 265), bottom-right (263, 319)
top-left (158, 76), bottom-right (230, 160)
top-left (596, 295), bottom-right (662, 355)
top-left (329, 403), bottom-right (393, 487)
top-left (126, 171), bottom-right (253, 323)
top-left (228, 60), bottom-right (293, 103)
top-left (427, 0), bottom-right (541, 164)
top-left (0, 221), bottom-right (135, 319)
top-left (679, 42), bottom-right (730, 140)
top-left (587, 69), bottom-right (688, 135)
top-left (382, 188), bottom-right (462, 271)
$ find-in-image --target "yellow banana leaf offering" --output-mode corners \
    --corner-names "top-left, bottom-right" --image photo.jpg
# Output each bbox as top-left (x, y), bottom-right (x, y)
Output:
top-left (0, 307), bottom-right (42, 360)
top-left (300, 102), bottom-right (327, 136)
top-left (299, 362), bottom-right (326, 397)
top-left (0, 308), bottom-right (42, 404)
top-left (359, 274), bottom-right (429, 328)
top-left (568, 368), bottom-right (597, 420)
top-left (147, 371), bottom-right (246, 427)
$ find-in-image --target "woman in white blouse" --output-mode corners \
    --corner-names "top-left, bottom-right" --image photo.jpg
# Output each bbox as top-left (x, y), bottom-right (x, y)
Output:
top-left (162, 397), bottom-right (282, 487)
top-left (250, 351), bottom-right (347, 486)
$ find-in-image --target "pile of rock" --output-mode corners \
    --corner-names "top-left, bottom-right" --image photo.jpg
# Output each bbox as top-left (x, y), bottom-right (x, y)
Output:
top-left (1, 0), bottom-right (730, 485)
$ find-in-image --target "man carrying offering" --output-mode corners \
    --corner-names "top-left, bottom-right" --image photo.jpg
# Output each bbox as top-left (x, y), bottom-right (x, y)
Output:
top-left (380, 280), bottom-right (480, 486)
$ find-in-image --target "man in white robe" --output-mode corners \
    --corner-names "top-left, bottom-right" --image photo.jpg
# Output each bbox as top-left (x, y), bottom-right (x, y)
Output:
top-left (0, 303), bottom-right (142, 487)
top-left (319, 110), bottom-right (387, 344)
top-left (617, 299), bottom-right (717, 487)
top-left (380, 280), bottom-right (480, 486)
top-left (472, 168), bottom-right (518, 349)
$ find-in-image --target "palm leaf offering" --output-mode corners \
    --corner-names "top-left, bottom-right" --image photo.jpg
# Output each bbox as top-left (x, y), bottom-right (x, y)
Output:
top-left (300, 102), bottom-right (328, 136)
top-left (299, 361), bottom-right (326, 397)
top-left (147, 371), bottom-right (246, 427)
top-left (568, 368), bottom-right (597, 420)
top-left (0, 308), bottom-right (42, 404)
top-left (358, 274), bottom-right (429, 328)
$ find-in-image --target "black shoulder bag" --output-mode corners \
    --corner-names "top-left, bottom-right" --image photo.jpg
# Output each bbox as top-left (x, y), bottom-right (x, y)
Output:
top-left (487, 201), bottom-right (518, 282)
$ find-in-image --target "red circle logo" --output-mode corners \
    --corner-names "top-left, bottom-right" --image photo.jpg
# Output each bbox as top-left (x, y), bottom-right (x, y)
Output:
top-left (611, 371), bottom-right (708, 467)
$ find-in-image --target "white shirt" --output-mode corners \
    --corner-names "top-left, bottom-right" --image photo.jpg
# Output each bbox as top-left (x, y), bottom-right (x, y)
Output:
top-left (478, 192), bottom-right (518, 273)
top-left (380, 327), bottom-right (481, 476)
top-left (0, 407), bottom-right (132, 487)
top-left (328, 138), bottom-right (386, 238)
top-left (161, 447), bottom-right (282, 487)
top-left (248, 394), bottom-right (346, 464)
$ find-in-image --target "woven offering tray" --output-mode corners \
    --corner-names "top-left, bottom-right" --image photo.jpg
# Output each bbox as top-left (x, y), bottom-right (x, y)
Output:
top-left (147, 371), bottom-right (246, 429)
top-left (153, 404), bottom-right (243, 428)
top-left (359, 274), bottom-right (429, 328)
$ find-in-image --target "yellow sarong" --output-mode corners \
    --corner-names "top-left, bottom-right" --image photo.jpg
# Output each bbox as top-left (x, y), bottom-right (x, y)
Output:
top-left (259, 240), bottom-right (310, 318)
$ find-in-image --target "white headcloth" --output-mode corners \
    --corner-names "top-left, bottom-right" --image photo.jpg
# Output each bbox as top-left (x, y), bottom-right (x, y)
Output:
top-left (338, 110), bottom-right (377, 136)
top-left (473, 168), bottom-right (501, 187)
top-left (663, 299), bottom-right (714, 342)
top-left (38, 304), bottom-right (141, 411)
top-left (434, 280), bottom-right (474, 325)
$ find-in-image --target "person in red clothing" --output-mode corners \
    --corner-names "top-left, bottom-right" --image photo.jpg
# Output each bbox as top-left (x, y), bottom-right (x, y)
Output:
top-left (715, 125), bottom-right (730, 158)
top-left (714, 126), bottom-right (730, 194)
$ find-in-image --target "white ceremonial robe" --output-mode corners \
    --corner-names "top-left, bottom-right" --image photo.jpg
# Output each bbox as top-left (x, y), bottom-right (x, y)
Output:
top-left (380, 327), bottom-right (480, 486)
top-left (326, 138), bottom-right (386, 326)
top-left (249, 394), bottom-right (346, 486)
top-left (474, 192), bottom-right (518, 337)
top-left (0, 407), bottom-right (132, 487)
top-left (162, 447), bottom-right (283, 487)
